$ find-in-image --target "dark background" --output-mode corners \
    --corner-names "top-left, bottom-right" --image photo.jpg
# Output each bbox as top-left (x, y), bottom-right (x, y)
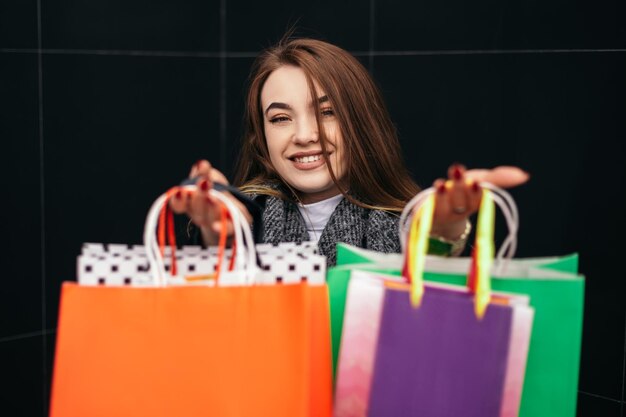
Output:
top-left (1, 0), bottom-right (625, 415)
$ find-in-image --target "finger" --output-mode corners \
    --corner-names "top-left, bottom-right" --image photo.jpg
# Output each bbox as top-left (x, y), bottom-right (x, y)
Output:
top-left (208, 167), bottom-right (230, 185)
top-left (169, 188), bottom-right (190, 214)
top-left (196, 175), bottom-right (213, 196)
top-left (208, 191), bottom-right (253, 226)
top-left (189, 159), bottom-right (212, 179)
top-left (466, 179), bottom-right (483, 213)
top-left (432, 178), bottom-right (451, 219)
top-left (211, 218), bottom-right (234, 236)
top-left (189, 159), bottom-right (204, 178)
top-left (196, 160), bottom-right (212, 178)
top-left (189, 177), bottom-right (216, 227)
top-left (446, 164), bottom-right (470, 217)
top-left (189, 193), bottom-right (211, 227)
top-left (465, 166), bottom-right (530, 188)
top-left (447, 163), bottom-right (466, 182)
top-left (431, 178), bottom-right (470, 239)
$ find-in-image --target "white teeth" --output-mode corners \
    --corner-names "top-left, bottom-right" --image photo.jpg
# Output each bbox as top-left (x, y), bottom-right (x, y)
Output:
top-left (294, 154), bottom-right (322, 163)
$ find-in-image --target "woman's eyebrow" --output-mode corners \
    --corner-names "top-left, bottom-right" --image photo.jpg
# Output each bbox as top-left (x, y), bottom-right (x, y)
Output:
top-left (306, 96), bottom-right (330, 108)
top-left (264, 96), bottom-right (329, 116)
top-left (265, 102), bottom-right (292, 115)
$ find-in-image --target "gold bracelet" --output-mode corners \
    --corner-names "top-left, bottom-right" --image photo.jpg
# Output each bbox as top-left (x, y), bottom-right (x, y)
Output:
top-left (430, 219), bottom-right (472, 256)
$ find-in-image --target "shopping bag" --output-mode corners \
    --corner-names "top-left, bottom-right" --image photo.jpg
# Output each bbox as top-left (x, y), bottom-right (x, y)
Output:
top-left (77, 241), bottom-right (326, 286)
top-left (329, 185), bottom-right (584, 417)
top-left (333, 185), bottom-right (535, 417)
top-left (334, 272), bottom-right (533, 417)
top-left (50, 186), bottom-right (332, 417)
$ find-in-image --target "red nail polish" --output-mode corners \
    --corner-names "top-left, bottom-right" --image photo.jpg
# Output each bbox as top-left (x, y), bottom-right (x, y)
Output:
top-left (472, 182), bottom-right (480, 192)
top-left (175, 189), bottom-right (182, 200)
top-left (437, 183), bottom-right (446, 194)
top-left (452, 166), bottom-right (463, 180)
top-left (200, 179), bottom-right (209, 191)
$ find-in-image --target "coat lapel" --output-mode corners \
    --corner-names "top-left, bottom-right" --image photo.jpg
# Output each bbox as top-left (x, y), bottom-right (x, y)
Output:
top-left (260, 194), bottom-right (368, 266)
top-left (318, 197), bottom-right (367, 265)
top-left (261, 196), bottom-right (309, 245)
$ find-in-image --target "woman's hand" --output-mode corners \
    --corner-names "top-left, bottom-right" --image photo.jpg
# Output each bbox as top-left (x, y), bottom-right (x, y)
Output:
top-left (430, 164), bottom-right (530, 240)
top-left (169, 160), bottom-right (252, 246)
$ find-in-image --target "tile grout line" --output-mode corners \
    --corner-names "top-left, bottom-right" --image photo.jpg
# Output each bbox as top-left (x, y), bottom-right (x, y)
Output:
top-left (36, 0), bottom-right (49, 416)
top-left (219, 0), bottom-right (227, 169)
top-left (0, 48), bottom-right (229, 57)
top-left (0, 329), bottom-right (56, 344)
top-left (2, 48), bottom-right (626, 58)
top-left (362, 48), bottom-right (626, 56)
top-left (578, 390), bottom-right (624, 403)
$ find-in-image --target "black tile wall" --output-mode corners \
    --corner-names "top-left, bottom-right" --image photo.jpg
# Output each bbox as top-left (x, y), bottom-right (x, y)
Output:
top-left (579, 291), bottom-right (626, 400)
top-left (1, 335), bottom-right (45, 417)
top-left (226, 0), bottom-right (370, 52)
top-left (501, 0), bottom-right (625, 50)
top-left (224, 57), bottom-right (255, 180)
top-left (376, 0), bottom-right (626, 51)
top-left (44, 332), bottom-right (56, 412)
top-left (576, 102), bottom-right (626, 399)
top-left (42, 54), bottom-right (219, 329)
top-left (0, 53), bottom-right (43, 338)
top-left (577, 393), bottom-right (622, 417)
top-left (375, 0), bottom-right (507, 51)
top-left (41, 0), bottom-right (221, 51)
top-left (373, 54), bottom-right (511, 178)
top-left (0, 0), bottom-right (38, 49)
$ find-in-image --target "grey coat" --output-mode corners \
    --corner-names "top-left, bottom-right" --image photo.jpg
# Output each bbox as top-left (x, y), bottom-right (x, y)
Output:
top-left (257, 194), bottom-right (402, 266)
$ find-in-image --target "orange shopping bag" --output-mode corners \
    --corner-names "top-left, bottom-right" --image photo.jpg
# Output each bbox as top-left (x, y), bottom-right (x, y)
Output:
top-left (49, 186), bottom-right (332, 417)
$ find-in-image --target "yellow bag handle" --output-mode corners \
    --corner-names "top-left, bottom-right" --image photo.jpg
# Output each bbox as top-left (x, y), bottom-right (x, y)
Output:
top-left (403, 189), bottom-right (495, 319)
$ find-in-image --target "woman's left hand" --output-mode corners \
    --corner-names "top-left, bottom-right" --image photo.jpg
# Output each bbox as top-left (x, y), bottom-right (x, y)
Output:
top-left (430, 164), bottom-right (530, 240)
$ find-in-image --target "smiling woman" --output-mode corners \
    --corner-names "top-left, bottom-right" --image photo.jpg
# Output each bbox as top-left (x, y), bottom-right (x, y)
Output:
top-left (261, 65), bottom-right (347, 204)
top-left (234, 37), bottom-right (420, 212)
top-left (170, 37), bottom-right (528, 265)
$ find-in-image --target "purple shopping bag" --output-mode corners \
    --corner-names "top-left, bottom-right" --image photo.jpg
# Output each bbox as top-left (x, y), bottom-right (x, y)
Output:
top-left (365, 281), bottom-right (533, 417)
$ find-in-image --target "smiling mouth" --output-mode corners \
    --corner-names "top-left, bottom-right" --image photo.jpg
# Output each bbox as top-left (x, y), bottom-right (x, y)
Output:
top-left (292, 154), bottom-right (323, 164)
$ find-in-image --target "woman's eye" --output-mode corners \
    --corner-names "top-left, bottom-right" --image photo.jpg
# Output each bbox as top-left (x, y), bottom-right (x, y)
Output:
top-left (321, 108), bottom-right (335, 117)
top-left (269, 116), bottom-right (290, 124)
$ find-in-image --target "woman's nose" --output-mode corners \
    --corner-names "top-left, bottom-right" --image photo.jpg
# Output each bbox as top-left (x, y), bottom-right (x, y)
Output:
top-left (293, 115), bottom-right (318, 144)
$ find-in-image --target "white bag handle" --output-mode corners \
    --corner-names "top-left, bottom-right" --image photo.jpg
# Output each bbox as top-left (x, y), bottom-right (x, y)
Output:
top-left (399, 182), bottom-right (519, 275)
top-left (143, 187), bottom-right (258, 286)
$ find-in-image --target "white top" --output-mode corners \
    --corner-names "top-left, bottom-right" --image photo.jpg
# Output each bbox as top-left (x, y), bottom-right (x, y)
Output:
top-left (297, 194), bottom-right (344, 243)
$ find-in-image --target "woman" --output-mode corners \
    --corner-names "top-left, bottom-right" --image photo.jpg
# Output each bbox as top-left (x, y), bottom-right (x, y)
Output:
top-left (171, 37), bottom-right (528, 265)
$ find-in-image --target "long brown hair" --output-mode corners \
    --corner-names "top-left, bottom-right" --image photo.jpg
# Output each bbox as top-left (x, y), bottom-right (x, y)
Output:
top-left (233, 37), bottom-right (420, 212)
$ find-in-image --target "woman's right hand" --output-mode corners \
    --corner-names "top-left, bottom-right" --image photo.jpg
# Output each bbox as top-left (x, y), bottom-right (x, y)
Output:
top-left (169, 160), bottom-right (252, 246)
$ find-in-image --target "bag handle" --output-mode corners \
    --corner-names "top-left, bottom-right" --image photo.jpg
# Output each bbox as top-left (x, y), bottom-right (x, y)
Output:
top-left (152, 188), bottom-right (233, 284)
top-left (180, 178), bottom-right (264, 244)
top-left (143, 186), bottom-right (258, 286)
top-left (399, 183), bottom-right (519, 318)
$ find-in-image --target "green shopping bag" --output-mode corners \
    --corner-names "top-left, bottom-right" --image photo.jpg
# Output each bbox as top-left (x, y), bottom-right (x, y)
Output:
top-left (328, 188), bottom-right (584, 417)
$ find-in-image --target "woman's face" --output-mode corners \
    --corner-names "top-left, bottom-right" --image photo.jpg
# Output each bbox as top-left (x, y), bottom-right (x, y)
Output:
top-left (260, 65), bottom-right (345, 204)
